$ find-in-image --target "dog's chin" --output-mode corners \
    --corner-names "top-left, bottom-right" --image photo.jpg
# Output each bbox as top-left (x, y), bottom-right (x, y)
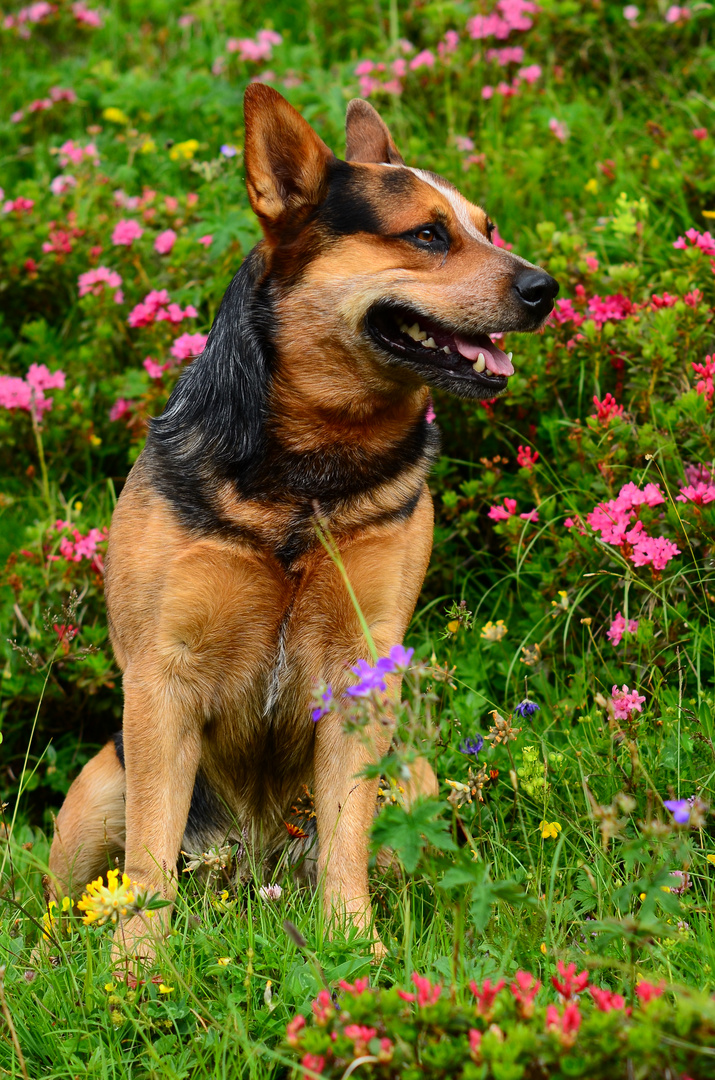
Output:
top-left (365, 302), bottom-right (538, 401)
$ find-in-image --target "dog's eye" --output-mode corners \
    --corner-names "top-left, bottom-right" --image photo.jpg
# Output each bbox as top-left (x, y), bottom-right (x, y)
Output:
top-left (416, 227), bottom-right (437, 243)
top-left (407, 223), bottom-right (449, 251)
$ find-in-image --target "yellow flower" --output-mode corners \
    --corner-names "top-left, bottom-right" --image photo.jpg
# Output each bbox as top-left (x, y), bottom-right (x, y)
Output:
top-left (89, 434), bottom-right (102, 447)
top-left (103, 107), bottom-right (130, 125)
top-left (77, 869), bottom-right (136, 925)
top-left (104, 982), bottom-right (115, 991)
top-left (42, 895), bottom-right (71, 939)
top-left (703, 210), bottom-right (715, 219)
top-left (706, 854), bottom-right (715, 865)
top-left (584, 178), bottom-right (599, 194)
top-left (447, 619), bottom-right (460, 634)
top-left (481, 619), bottom-right (507, 642)
top-left (539, 820), bottom-right (562, 840)
top-left (639, 892), bottom-right (647, 901)
top-left (73, 501), bottom-right (83, 512)
top-left (540, 942), bottom-right (547, 955)
top-left (139, 137), bottom-right (156, 155)
top-left (159, 983), bottom-right (174, 994)
top-left (217, 957), bottom-right (231, 966)
top-left (169, 139), bottom-right (200, 161)
top-left (551, 590), bottom-right (569, 613)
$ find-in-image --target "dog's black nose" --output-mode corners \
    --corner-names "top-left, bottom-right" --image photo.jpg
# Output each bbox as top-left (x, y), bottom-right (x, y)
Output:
top-left (513, 268), bottom-right (559, 315)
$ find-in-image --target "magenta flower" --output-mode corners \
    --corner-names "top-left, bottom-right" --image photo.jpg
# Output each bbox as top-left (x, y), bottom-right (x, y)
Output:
top-left (623, 5), bottom-right (639, 19)
top-left (549, 118), bottom-right (569, 143)
top-left (78, 266), bottom-right (123, 303)
top-left (111, 219), bottom-right (143, 246)
top-left (109, 398), bottom-right (131, 421)
top-left (72, 2), bottom-right (102, 26)
top-left (488, 497), bottom-right (517, 521)
top-left (663, 799), bottom-right (691, 824)
top-left (0, 363), bottom-right (66, 423)
top-left (154, 228), bottom-right (177, 255)
top-left (693, 127), bottom-right (708, 140)
top-left (517, 444), bottom-right (539, 469)
top-left (677, 481), bottom-right (715, 505)
top-left (143, 357), bottom-right (169, 379)
top-left (590, 392), bottom-right (623, 425)
top-left (590, 986), bottom-right (626, 1011)
top-left (170, 332), bottom-right (208, 361)
top-left (197, 234), bottom-right (213, 246)
top-left (611, 684), bottom-right (646, 720)
top-left (518, 63), bottom-right (541, 83)
top-left (409, 49), bottom-right (435, 71)
top-left (50, 174), bottom-right (76, 195)
top-left (606, 611), bottom-right (638, 646)
top-left (311, 684), bottom-right (334, 722)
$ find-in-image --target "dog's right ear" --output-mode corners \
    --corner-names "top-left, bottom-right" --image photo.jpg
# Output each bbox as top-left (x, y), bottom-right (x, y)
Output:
top-left (345, 99), bottom-right (405, 165)
top-left (244, 83), bottom-right (335, 235)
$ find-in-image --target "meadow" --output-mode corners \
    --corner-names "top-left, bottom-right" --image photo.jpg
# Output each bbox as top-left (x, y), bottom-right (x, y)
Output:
top-left (1, 0), bottom-right (715, 1075)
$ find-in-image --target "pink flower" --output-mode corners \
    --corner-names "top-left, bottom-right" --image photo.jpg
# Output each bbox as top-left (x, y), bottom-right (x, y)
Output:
top-left (665, 5), bottom-right (690, 22)
top-left (355, 59), bottom-right (374, 76)
top-left (425, 402), bottom-right (436, 423)
top-left (482, 85), bottom-right (494, 99)
top-left (197, 234), bottom-right (213, 246)
top-left (623, 5), bottom-right (639, 19)
top-left (344, 1024), bottom-right (377, 1052)
top-left (587, 293), bottom-right (633, 326)
top-left (549, 118), bottom-right (568, 142)
top-left (635, 979), bottom-right (665, 1003)
top-left (550, 297), bottom-right (585, 327)
top-left (684, 288), bottom-right (703, 307)
top-left (50, 174), bottom-right (77, 195)
top-left (154, 228), bottom-right (177, 254)
top-left (28, 98), bottom-right (53, 112)
top-left (677, 481), bottom-right (715, 505)
top-left (3, 197), bottom-right (34, 214)
top-left (397, 989), bottom-right (416, 1002)
top-left (310, 989), bottom-right (333, 1026)
top-left (517, 444), bottom-right (539, 469)
top-left (674, 228), bottom-right (715, 256)
top-left (611, 684), bottom-right (646, 721)
top-left (143, 357), bottom-right (169, 379)
top-left (518, 63), bottom-right (541, 83)
top-left (285, 1014), bottom-right (305, 1046)
top-left (486, 45), bottom-right (524, 64)
top-left (519, 509), bottom-right (539, 523)
top-left (510, 971), bottom-right (541, 1018)
top-left (551, 961), bottom-right (589, 1000)
top-left (11, 110), bottom-right (24, 123)
top-left (78, 266), bottom-right (123, 303)
top-left (693, 355), bottom-right (715, 399)
top-left (692, 127), bottom-right (708, 140)
top-left (338, 977), bottom-right (370, 994)
top-left (585, 255), bottom-right (599, 272)
top-left (455, 135), bottom-right (475, 152)
top-left (590, 986), bottom-right (626, 1011)
top-left (300, 1053), bottom-right (325, 1079)
top-left (468, 1028), bottom-right (482, 1059)
top-left (607, 611), bottom-right (639, 646)
top-left (49, 86), bottom-right (76, 102)
top-left (112, 219), bottom-right (143, 246)
top-left (469, 977), bottom-right (505, 1015)
top-left (409, 49), bottom-right (435, 70)
top-left (488, 497), bottom-right (517, 521)
top-left (630, 535), bottom-right (681, 570)
top-left (72, 2), bottom-right (103, 26)
top-left (109, 398), bottom-right (131, 421)
top-left (546, 1001), bottom-right (581, 1046)
top-left (590, 392), bottom-right (624, 425)
top-left (0, 364), bottom-right (66, 423)
top-left (412, 972), bottom-right (441, 1007)
top-left (170, 332), bottom-right (208, 361)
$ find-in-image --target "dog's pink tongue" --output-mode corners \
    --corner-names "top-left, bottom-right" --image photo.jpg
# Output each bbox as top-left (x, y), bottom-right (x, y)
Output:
top-left (453, 334), bottom-right (514, 377)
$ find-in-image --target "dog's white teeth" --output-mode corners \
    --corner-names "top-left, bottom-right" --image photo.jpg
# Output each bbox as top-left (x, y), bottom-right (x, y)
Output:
top-left (473, 353), bottom-right (486, 373)
top-left (406, 323), bottom-right (423, 341)
top-left (422, 337), bottom-right (437, 349)
top-left (442, 346), bottom-right (451, 354)
top-left (507, 352), bottom-right (513, 361)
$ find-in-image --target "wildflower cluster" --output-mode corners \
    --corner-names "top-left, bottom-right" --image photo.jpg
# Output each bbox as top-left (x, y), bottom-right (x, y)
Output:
top-left (284, 969), bottom-right (715, 1078)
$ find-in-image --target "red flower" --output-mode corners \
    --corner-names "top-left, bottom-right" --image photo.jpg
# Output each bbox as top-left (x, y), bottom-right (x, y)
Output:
top-left (510, 971), bottom-right (541, 1017)
top-left (338, 977), bottom-right (370, 995)
top-left (551, 961), bottom-right (589, 1000)
top-left (412, 972), bottom-right (441, 1007)
top-left (311, 989), bottom-right (334, 1025)
top-left (286, 1014), bottom-right (305, 1046)
top-left (469, 977), bottom-right (506, 1015)
top-left (517, 444), bottom-right (539, 470)
top-left (468, 1028), bottom-right (482, 1061)
top-left (300, 1052), bottom-right (325, 1079)
top-left (546, 1001), bottom-right (582, 1046)
top-left (635, 979), bottom-right (666, 1004)
top-left (589, 986), bottom-right (626, 1012)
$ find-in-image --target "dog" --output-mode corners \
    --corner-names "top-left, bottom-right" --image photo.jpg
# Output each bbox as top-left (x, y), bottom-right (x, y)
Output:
top-left (47, 85), bottom-right (558, 961)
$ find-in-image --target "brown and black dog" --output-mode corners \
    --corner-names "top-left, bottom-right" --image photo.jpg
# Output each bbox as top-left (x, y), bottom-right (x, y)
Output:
top-left (47, 85), bottom-right (557, 960)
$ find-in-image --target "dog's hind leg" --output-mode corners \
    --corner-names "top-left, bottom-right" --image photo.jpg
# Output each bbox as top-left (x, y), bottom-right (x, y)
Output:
top-left (47, 740), bottom-right (126, 901)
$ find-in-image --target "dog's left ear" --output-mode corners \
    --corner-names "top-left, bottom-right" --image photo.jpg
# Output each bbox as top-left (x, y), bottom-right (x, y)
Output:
top-left (244, 83), bottom-right (335, 234)
top-left (345, 99), bottom-right (405, 165)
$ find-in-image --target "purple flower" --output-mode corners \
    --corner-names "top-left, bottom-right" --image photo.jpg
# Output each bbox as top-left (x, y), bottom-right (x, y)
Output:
top-left (664, 799), bottom-right (691, 824)
top-left (311, 685), bottom-right (333, 722)
top-left (345, 646), bottom-right (414, 698)
top-left (514, 699), bottom-right (540, 719)
top-left (220, 144), bottom-right (237, 157)
top-left (460, 735), bottom-right (484, 757)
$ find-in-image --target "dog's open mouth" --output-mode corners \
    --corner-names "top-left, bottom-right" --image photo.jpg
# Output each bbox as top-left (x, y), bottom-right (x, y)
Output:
top-left (366, 304), bottom-right (514, 392)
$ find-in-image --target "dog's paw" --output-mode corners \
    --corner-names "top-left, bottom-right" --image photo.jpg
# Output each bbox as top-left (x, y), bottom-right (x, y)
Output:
top-left (110, 914), bottom-right (163, 974)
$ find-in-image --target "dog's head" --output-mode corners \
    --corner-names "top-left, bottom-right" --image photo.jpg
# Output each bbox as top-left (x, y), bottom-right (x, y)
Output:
top-left (244, 84), bottom-right (558, 404)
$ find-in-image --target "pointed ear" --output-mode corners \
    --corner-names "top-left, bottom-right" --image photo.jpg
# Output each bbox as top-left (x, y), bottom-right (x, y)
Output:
top-left (243, 84), bottom-right (335, 233)
top-left (345, 99), bottom-right (405, 165)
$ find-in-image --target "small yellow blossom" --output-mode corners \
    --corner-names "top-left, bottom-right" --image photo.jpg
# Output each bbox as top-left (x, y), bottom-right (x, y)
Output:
top-left (540, 942), bottom-right (547, 955)
top-left (551, 590), bottom-right (569, 614)
top-left (703, 210), bottom-right (715, 219)
top-left (103, 107), bottom-right (130, 125)
top-left (139, 137), bottom-right (156, 154)
top-left (660, 885), bottom-right (671, 893)
top-left (89, 434), bottom-right (102, 447)
top-left (42, 895), bottom-right (71, 939)
top-left (170, 139), bottom-right (200, 161)
top-left (481, 619), bottom-right (507, 642)
top-left (447, 619), bottom-right (460, 634)
top-left (707, 854), bottom-right (715, 865)
top-left (77, 869), bottom-right (136, 925)
top-left (521, 643), bottom-right (542, 666)
top-left (73, 501), bottom-right (83, 512)
top-left (104, 982), bottom-right (115, 991)
top-left (584, 178), bottom-right (599, 194)
top-left (264, 980), bottom-right (274, 1009)
top-left (159, 984), bottom-right (174, 994)
top-left (639, 892), bottom-right (647, 901)
top-left (217, 957), bottom-right (231, 966)
top-left (539, 820), bottom-right (562, 840)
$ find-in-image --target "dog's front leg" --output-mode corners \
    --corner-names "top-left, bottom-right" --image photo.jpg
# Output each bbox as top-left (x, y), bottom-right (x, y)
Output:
top-left (313, 701), bottom-right (392, 956)
top-left (112, 670), bottom-right (202, 968)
